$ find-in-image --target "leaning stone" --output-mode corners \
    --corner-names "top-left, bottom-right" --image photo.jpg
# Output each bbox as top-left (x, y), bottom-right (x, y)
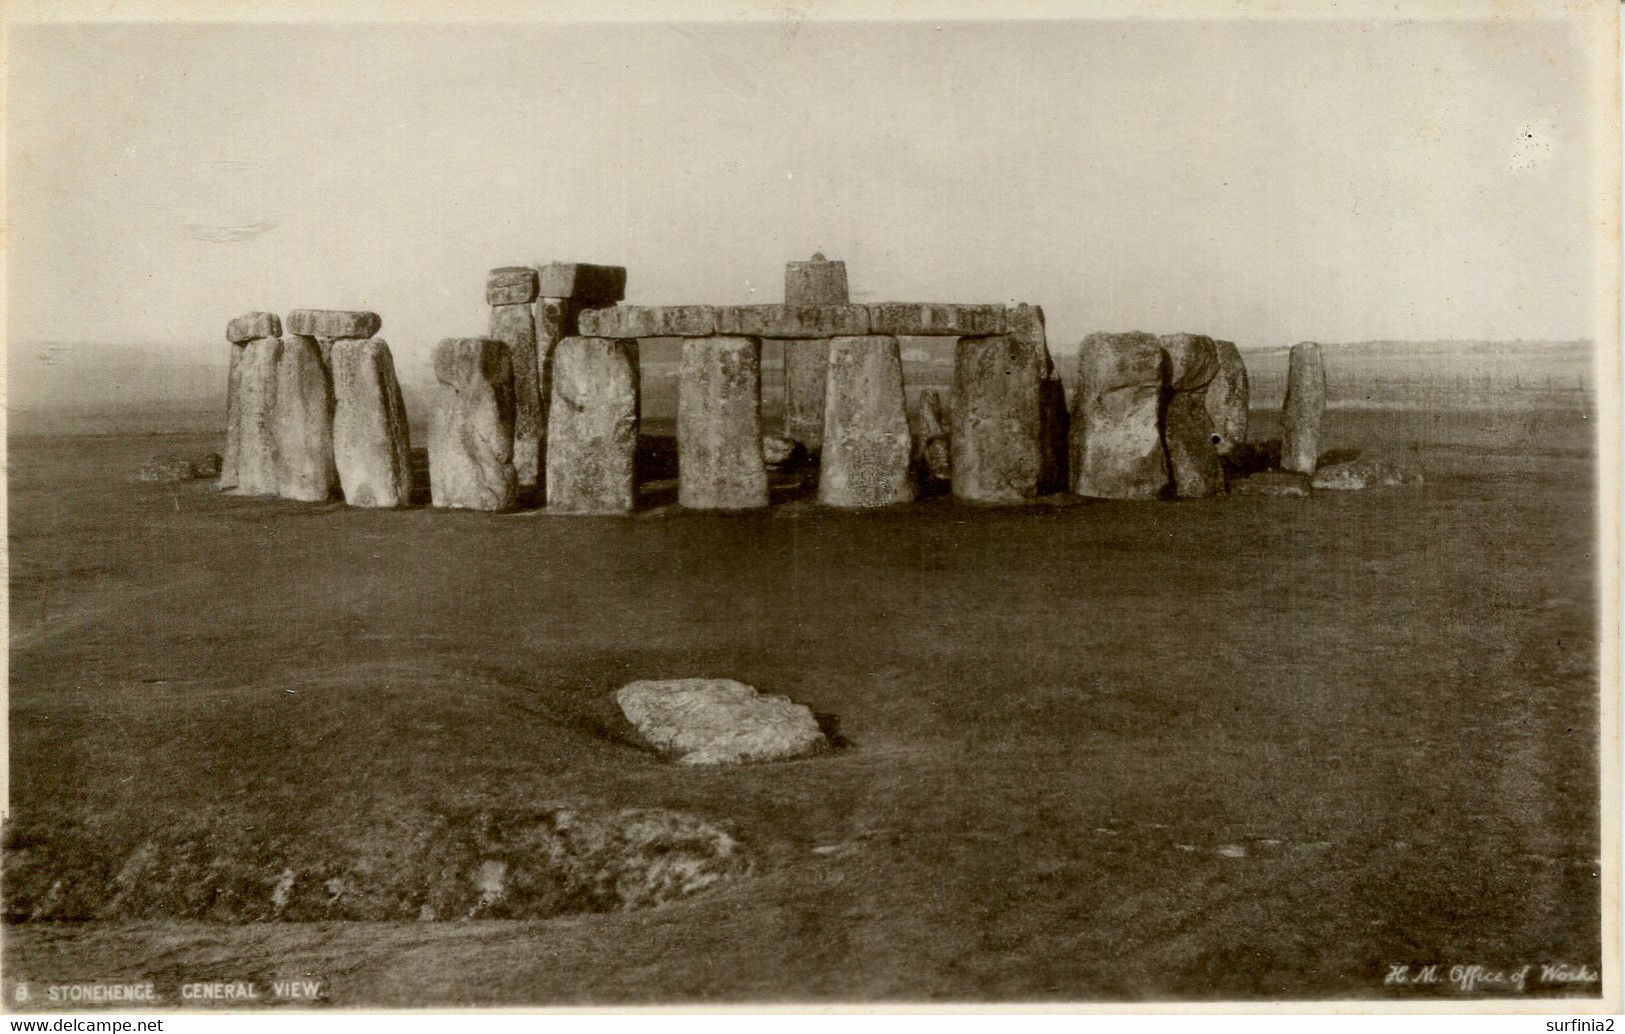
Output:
top-left (1230, 471), bottom-right (1312, 497)
top-left (490, 300), bottom-right (544, 491)
top-left (1282, 342), bottom-right (1326, 473)
top-left (614, 678), bottom-right (828, 765)
top-left (331, 338), bottom-right (413, 508)
top-left (820, 336), bottom-right (914, 508)
top-left (784, 253), bottom-right (849, 306)
top-left (1160, 333), bottom-right (1226, 498)
top-left (713, 304), bottom-right (871, 339)
top-left (1069, 332), bottom-right (1169, 499)
top-left (915, 388), bottom-right (953, 482)
top-left (678, 337), bottom-right (768, 510)
top-left (232, 336), bottom-right (282, 496)
top-left (429, 338), bottom-right (518, 511)
top-left (286, 310), bottom-right (381, 340)
top-left (782, 338), bottom-right (830, 449)
top-left (951, 334), bottom-right (1044, 504)
top-left (577, 305), bottom-right (717, 339)
top-left (866, 303), bottom-right (1007, 337)
top-left (534, 263), bottom-right (628, 303)
top-left (1311, 457), bottom-right (1424, 491)
top-left (487, 266), bottom-right (540, 306)
top-left (1206, 339), bottom-right (1250, 456)
top-left (272, 335), bottom-right (339, 502)
top-left (227, 311), bottom-right (281, 345)
top-left (546, 336), bottom-right (640, 514)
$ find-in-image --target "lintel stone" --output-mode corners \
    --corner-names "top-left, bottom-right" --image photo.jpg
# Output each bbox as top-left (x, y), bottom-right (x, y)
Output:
top-left (227, 311), bottom-right (281, 344)
top-left (865, 304), bottom-right (1009, 336)
top-left (487, 266), bottom-right (540, 306)
top-left (577, 305), bottom-right (717, 338)
top-left (286, 309), bottom-right (382, 340)
top-left (535, 263), bottom-right (628, 303)
top-left (714, 304), bottom-right (871, 339)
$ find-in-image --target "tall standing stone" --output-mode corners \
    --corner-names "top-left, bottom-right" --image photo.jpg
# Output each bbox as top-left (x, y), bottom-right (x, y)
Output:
top-left (488, 267), bottom-right (544, 492)
top-left (1281, 342), bottom-right (1326, 474)
top-left (820, 336), bottom-right (913, 508)
top-left (331, 338), bottom-right (413, 508)
top-left (272, 335), bottom-right (339, 502)
top-left (429, 338), bottom-right (518, 511)
top-left (1206, 339), bottom-right (1250, 456)
top-left (951, 333), bottom-right (1044, 505)
top-left (782, 253), bottom-right (849, 449)
top-left (547, 336), bottom-right (640, 514)
top-left (1016, 303), bottom-right (1070, 496)
top-left (1069, 332), bottom-right (1169, 499)
top-left (222, 312), bottom-right (281, 490)
top-left (232, 336), bottom-right (283, 496)
top-left (678, 336), bottom-right (767, 510)
top-left (532, 262), bottom-right (628, 488)
top-left (1159, 333), bottom-right (1226, 498)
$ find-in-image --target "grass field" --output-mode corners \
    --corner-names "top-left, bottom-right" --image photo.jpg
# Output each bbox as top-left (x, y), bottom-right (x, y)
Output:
top-left (3, 403), bottom-right (1602, 1005)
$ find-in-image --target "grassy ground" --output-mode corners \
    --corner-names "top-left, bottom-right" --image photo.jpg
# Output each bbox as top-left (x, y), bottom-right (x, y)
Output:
top-left (3, 406), bottom-right (1601, 1005)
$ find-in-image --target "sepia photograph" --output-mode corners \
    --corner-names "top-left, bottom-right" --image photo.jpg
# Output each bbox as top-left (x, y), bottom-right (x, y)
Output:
top-left (2, 0), bottom-right (1618, 1014)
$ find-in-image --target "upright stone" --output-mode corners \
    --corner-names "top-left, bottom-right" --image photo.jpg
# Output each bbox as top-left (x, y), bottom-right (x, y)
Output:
top-left (1159, 333), bottom-right (1226, 498)
top-left (488, 267), bottom-right (543, 491)
top-left (1206, 339), bottom-right (1250, 456)
top-left (678, 336), bottom-right (768, 510)
top-left (272, 335), bottom-right (339, 502)
top-left (820, 336), bottom-right (913, 508)
top-left (1281, 342), bottom-right (1326, 474)
top-left (232, 336), bottom-right (282, 496)
top-left (915, 388), bottom-right (952, 483)
top-left (331, 338), bottom-right (413, 508)
top-left (532, 262), bottom-right (629, 489)
top-left (429, 338), bottom-right (518, 511)
top-left (1015, 304), bottom-right (1069, 495)
top-left (951, 334), bottom-right (1044, 505)
top-left (222, 312), bottom-right (281, 490)
top-left (782, 253), bottom-right (849, 449)
top-left (547, 336), bottom-right (640, 514)
top-left (1069, 332), bottom-right (1169, 499)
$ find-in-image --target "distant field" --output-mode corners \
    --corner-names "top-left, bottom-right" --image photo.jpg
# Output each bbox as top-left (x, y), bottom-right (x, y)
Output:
top-left (3, 401), bottom-right (1600, 1005)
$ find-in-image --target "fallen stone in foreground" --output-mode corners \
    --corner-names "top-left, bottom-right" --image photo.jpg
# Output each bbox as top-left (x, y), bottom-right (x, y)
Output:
top-left (1311, 457), bottom-right (1424, 491)
top-left (135, 453), bottom-right (222, 483)
top-left (615, 678), bottom-right (829, 765)
top-left (1230, 471), bottom-right (1312, 497)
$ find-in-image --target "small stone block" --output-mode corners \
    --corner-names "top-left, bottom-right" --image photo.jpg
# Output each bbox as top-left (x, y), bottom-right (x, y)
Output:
top-left (535, 263), bottom-right (628, 303)
top-left (227, 311), bottom-right (281, 344)
top-left (487, 266), bottom-right (541, 306)
top-left (286, 310), bottom-right (382, 340)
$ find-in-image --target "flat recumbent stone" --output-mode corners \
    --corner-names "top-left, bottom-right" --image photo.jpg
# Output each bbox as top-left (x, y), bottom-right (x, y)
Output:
top-left (614, 678), bottom-right (829, 765)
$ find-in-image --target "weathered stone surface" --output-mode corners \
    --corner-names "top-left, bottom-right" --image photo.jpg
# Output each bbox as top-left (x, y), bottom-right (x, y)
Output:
top-left (714, 304), bottom-right (871, 339)
top-left (227, 311), bottom-right (281, 345)
top-left (761, 433), bottom-right (800, 469)
top-left (1069, 332), bottom-right (1169, 499)
top-left (331, 338), bottom-right (413, 508)
top-left (866, 303), bottom-right (1007, 337)
top-left (220, 345), bottom-right (245, 490)
top-left (546, 336), bottom-right (640, 514)
top-left (782, 338), bottom-right (830, 449)
top-left (535, 263), bottom-right (627, 303)
top-left (490, 302), bottom-right (544, 491)
top-left (1159, 333), bottom-right (1226, 498)
top-left (533, 297), bottom-right (582, 479)
top-left (1011, 304), bottom-right (1069, 495)
top-left (951, 334), bottom-right (1044, 505)
top-left (286, 310), bottom-right (381, 340)
top-left (271, 335), bottom-right (339, 502)
top-left (678, 336), bottom-right (768, 510)
top-left (487, 266), bottom-right (540, 306)
top-left (1282, 342), bottom-right (1326, 474)
top-left (1230, 471), bottom-right (1312, 497)
top-left (915, 388), bottom-right (953, 482)
top-left (614, 678), bottom-right (828, 765)
top-left (135, 453), bottom-right (221, 483)
top-left (578, 305), bottom-right (717, 339)
top-left (429, 338), bottom-right (518, 511)
top-left (1311, 457), bottom-right (1424, 490)
top-left (1206, 339), bottom-right (1250, 456)
top-left (784, 253), bottom-right (849, 306)
top-left (820, 336), bottom-right (913, 508)
top-left (232, 336), bottom-right (282, 496)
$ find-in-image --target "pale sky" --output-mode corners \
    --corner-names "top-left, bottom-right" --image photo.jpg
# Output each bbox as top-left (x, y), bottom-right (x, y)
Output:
top-left (6, 10), bottom-right (1608, 367)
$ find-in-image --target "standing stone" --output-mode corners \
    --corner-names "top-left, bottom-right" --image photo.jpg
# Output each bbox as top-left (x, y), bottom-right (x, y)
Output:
top-left (678, 336), bottom-right (767, 510)
top-left (782, 253), bottom-right (849, 449)
top-left (488, 268), bottom-right (543, 491)
top-left (272, 335), bottom-right (339, 502)
top-left (1159, 333), bottom-right (1226, 498)
top-left (1069, 332), bottom-right (1169, 499)
top-left (531, 262), bottom-right (629, 490)
top-left (331, 338), bottom-right (413, 508)
top-left (547, 336), bottom-right (640, 514)
top-left (222, 312), bottom-right (281, 490)
top-left (429, 338), bottom-right (518, 511)
top-left (1015, 303), bottom-right (1069, 495)
top-left (232, 336), bottom-right (282, 496)
top-left (915, 388), bottom-right (952, 482)
top-left (820, 336), bottom-right (913, 508)
top-left (951, 334), bottom-right (1044, 505)
top-left (1282, 342), bottom-right (1326, 474)
top-left (1206, 339), bottom-right (1250, 456)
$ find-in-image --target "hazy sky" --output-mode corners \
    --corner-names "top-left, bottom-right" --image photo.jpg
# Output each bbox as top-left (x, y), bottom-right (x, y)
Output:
top-left (7, 11), bottom-right (1608, 365)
